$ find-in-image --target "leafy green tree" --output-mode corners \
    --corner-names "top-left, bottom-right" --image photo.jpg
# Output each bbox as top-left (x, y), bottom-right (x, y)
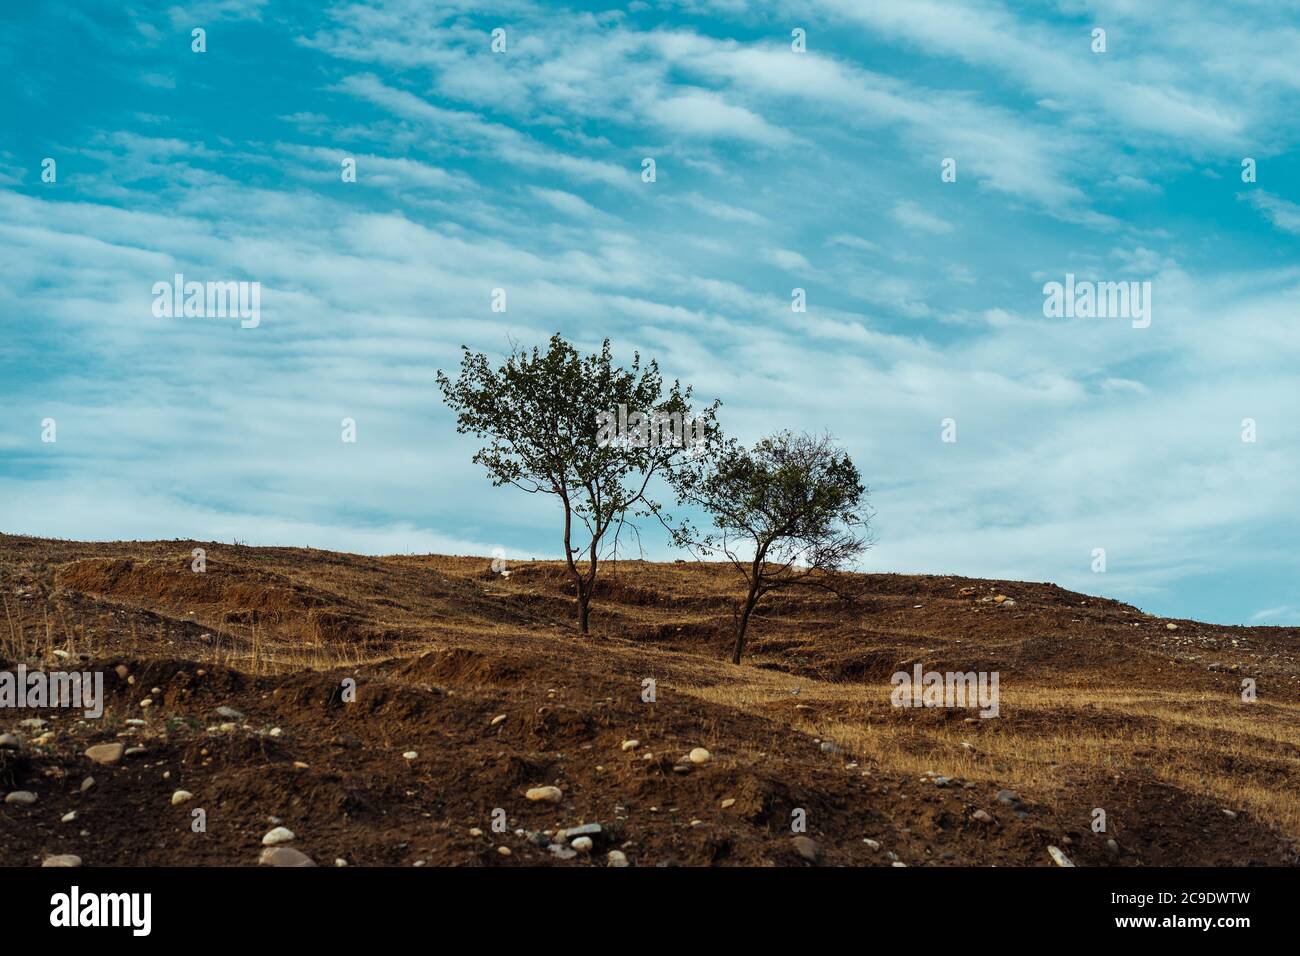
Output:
top-left (437, 334), bottom-right (719, 634)
top-left (671, 431), bottom-right (871, 663)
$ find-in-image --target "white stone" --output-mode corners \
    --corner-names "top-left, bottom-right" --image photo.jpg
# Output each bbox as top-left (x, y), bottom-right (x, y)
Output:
top-left (262, 826), bottom-right (296, 846)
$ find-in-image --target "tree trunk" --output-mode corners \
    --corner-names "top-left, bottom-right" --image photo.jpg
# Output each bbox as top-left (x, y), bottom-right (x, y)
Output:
top-left (578, 586), bottom-right (590, 634)
top-left (732, 587), bottom-right (760, 664)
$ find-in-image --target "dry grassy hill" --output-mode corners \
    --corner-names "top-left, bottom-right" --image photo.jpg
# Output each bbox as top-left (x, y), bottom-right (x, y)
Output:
top-left (1, 533), bottom-right (1298, 867)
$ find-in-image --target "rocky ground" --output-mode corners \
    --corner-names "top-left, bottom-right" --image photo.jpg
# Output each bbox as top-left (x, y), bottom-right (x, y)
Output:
top-left (1, 533), bottom-right (1297, 867)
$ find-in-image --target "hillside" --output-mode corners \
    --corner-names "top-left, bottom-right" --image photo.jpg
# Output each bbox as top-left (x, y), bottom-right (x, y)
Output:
top-left (1, 533), bottom-right (1297, 867)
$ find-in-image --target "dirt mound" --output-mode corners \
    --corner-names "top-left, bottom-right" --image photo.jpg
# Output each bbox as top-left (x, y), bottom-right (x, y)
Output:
top-left (57, 556), bottom-right (340, 613)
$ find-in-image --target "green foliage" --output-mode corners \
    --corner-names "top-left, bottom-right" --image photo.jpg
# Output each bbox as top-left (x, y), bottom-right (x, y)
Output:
top-left (672, 430), bottom-right (870, 662)
top-left (437, 333), bottom-right (721, 632)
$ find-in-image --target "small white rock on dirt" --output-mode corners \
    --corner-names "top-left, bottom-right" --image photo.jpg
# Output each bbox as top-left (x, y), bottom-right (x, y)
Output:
top-left (497, 846), bottom-right (511, 856)
top-left (1048, 845), bottom-right (1075, 867)
top-left (259, 847), bottom-right (315, 867)
top-left (42, 855), bottom-right (82, 868)
top-left (262, 826), bottom-right (296, 846)
top-left (620, 739), bottom-right (640, 751)
top-left (402, 751), bottom-right (418, 760)
top-left (490, 714), bottom-right (507, 726)
top-left (688, 747), bottom-right (711, 765)
top-left (863, 838), bottom-right (881, 851)
top-left (0, 733), bottom-right (20, 749)
top-left (571, 836), bottom-right (593, 853)
top-left (526, 785), bottom-right (563, 803)
top-left (171, 790), bottom-right (194, 806)
top-left (80, 777), bottom-right (95, 793)
top-left (61, 811), bottom-right (78, 823)
top-left (4, 791), bottom-right (37, 805)
top-left (720, 798), bottom-right (736, 809)
top-left (84, 743), bottom-right (124, 765)
top-left (607, 850), bottom-right (629, 867)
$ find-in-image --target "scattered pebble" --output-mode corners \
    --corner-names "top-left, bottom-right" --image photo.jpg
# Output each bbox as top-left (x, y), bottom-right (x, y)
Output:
top-left (607, 850), bottom-right (629, 867)
top-left (5, 791), bottom-right (37, 805)
top-left (571, 836), bottom-right (593, 853)
top-left (559, 823), bottom-right (602, 840)
top-left (1047, 846), bottom-right (1075, 867)
top-left (84, 743), bottom-right (124, 765)
top-left (490, 714), bottom-right (506, 726)
top-left (171, 790), bottom-right (194, 806)
top-left (791, 835), bottom-right (819, 863)
top-left (688, 747), bottom-right (711, 765)
top-left (262, 826), bottom-right (296, 846)
top-left (621, 739), bottom-right (640, 751)
top-left (526, 786), bottom-right (563, 803)
top-left (259, 847), bottom-right (315, 867)
top-left (42, 854), bottom-right (82, 868)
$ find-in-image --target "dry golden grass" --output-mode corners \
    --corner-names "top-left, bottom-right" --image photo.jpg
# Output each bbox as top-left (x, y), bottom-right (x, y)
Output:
top-left (683, 672), bottom-right (1300, 839)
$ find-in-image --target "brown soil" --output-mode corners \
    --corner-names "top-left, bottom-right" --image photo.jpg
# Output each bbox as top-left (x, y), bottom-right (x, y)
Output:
top-left (1, 533), bottom-right (1297, 867)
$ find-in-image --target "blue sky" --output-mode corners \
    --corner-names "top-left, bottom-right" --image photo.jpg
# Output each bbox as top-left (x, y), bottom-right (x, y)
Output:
top-left (2, 0), bottom-right (1299, 625)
